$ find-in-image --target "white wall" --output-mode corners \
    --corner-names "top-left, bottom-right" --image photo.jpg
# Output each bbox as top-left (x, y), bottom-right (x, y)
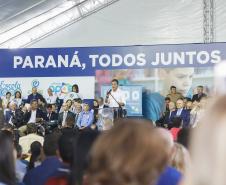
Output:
top-left (28, 0), bottom-right (226, 48)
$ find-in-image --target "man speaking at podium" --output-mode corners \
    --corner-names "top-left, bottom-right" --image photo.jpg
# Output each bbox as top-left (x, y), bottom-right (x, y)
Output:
top-left (105, 79), bottom-right (126, 118)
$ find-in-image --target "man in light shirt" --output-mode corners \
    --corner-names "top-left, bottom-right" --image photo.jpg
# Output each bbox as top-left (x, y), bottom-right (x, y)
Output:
top-left (105, 79), bottom-right (126, 118)
top-left (45, 88), bottom-right (58, 105)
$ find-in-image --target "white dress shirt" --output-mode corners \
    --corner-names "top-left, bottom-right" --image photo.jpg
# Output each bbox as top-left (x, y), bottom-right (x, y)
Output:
top-left (45, 95), bottom-right (58, 104)
top-left (107, 88), bottom-right (126, 108)
top-left (28, 110), bottom-right (37, 123)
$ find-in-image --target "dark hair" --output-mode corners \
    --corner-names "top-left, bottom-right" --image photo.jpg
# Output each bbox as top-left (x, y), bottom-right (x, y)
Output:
top-left (165, 97), bottom-right (171, 101)
top-left (0, 131), bottom-right (16, 185)
top-left (170, 86), bottom-right (176, 90)
top-left (46, 104), bottom-right (52, 109)
top-left (30, 99), bottom-right (38, 104)
top-left (58, 131), bottom-right (78, 164)
top-left (72, 84), bottom-right (79, 93)
top-left (74, 98), bottom-right (82, 104)
top-left (65, 116), bottom-right (75, 128)
top-left (70, 130), bottom-right (99, 185)
top-left (15, 144), bottom-right (22, 159)
top-left (28, 141), bottom-right (42, 170)
top-left (27, 123), bottom-right (37, 134)
top-left (183, 97), bottom-right (192, 101)
top-left (172, 117), bottom-right (182, 128)
top-left (197, 85), bottom-right (204, 89)
top-left (111, 79), bottom-right (119, 85)
top-left (14, 91), bottom-right (21, 98)
top-left (177, 128), bottom-right (190, 148)
top-left (6, 92), bottom-right (11, 96)
top-left (43, 132), bottom-right (61, 156)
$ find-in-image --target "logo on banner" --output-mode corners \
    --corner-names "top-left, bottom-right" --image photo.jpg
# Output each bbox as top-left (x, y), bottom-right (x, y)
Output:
top-left (49, 82), bottom-right (72, 98)
top-left (32, 80), bottom-right (40, 88)
top-left (0, 81), bottom-right (21, 97)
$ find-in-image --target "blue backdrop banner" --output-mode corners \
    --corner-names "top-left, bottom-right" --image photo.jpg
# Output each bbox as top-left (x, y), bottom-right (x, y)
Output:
top-left (0, 42), bottom-right (226, 77)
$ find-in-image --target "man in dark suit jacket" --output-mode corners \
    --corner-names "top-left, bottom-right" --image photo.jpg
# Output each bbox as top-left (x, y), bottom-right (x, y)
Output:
top-left (23, 99), bottom-right (47, 124)
top-left (192, 85), bottom-right (207, 102)
top-left (27, 87), bottom-right (46, 104)
top-left (4, 102), bottom-right (24, 128)
top-left (58, 102), bottom-right (74, 127)
top-left (170, 99), bottom-right (190, 128)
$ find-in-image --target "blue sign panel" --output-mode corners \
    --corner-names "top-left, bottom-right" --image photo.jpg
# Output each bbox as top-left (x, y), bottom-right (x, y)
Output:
top-left (0, 43), bottom-right (226, 77)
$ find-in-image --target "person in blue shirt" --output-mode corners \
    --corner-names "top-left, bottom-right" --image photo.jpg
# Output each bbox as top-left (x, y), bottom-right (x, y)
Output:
top-left (76, 101), bottom-right (94, 130)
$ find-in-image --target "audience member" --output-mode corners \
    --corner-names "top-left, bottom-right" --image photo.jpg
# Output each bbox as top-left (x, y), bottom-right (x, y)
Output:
top-left (76, 101), bottom-right (94, 130)
top-left (170, 143), bottom-right (190, 175)
top-left (155, 128), bottom-right (182, 185)
top-left (87, 119), bottom-right (169, 185)
top-left (183, 95), bottom-right (226, 185)
top-left (15, 144), bottom-right (27, 183)
top-left (0, 131), bottom-right (16, 185)
top-left (58, 103), bottom-right (75, 128)
top-left (13, 91), bottom-right (23, 108)
top-left (191, 85), bottom-right (207, 102)
top-left (170, 117), bottom-right (182, 141)
top-left (2, 92), bottom-right (13, 110)
top-left (166, 86), bottom-right (183, 104)
top-left (45, 88), bottom-right (58, 105)
top-left (23, 132), bottom-right (62, 185)
top-left (27, 87), bottom-right (46, 104)
top-left (19, 123), bottom-right (44, 154)
top-left (28, 141), bottom-right (42, 170)
top-left (45, 130), bottom-right (78, 185)
top-left (170, 99), bottom-right (190, 128)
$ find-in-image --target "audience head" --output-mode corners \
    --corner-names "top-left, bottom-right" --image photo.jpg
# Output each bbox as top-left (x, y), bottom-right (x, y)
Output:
top-left (43, 132), bottom-right (61, 157)
top-left (46, 104), bottom-right (53, 113)
top-left (15, 144), bottom-right (23, 159)
top-left (66, 99), bottom-right (73, 108)
top-left (176, 128), bottom-right (190, 149)
top-left (72, 84), bottom-right (79, 93)
top-left (75, 104), bottom-right (82, 114)
top-left (97, 97), bottom-right (104, 106)
top-left (9, 101), bottom-right (17, 111)
top-left (14, 91), bottom-right (22, 99)
top-left (47, 88), bottom-right (53, 96)
top-left (197, 85), bottom-right (204, 94)
top-left (30, 99), bottom-right (38, 110)
top-left (176, 99), bottom-right (184, 109)
top-left (172, 117), bottom-right (182, 128)
top-left (32, 87), bottom-right (38, 94)
top-left (87, 119), bottom-right (169, 185)
top-left (170, 86), bottom-right (177, 94)
top-left (0, 131), bottom-right (16, 185)
top-left (28, 141), bottom-right (42, 170)
top-left (70, 130), bottom-right (99, 185)
top-left (64, 116), bottom-right (75, 128)
top-left (165, 97), bottom-right (171, 104)
top-left (184, 95), bottom-right (226, 185)
top-left (171, 143), bottom-right (190, 175)
top-left (83, 102), bottom-right (91, 112)
top-left (169, 102), bottom-right (176, 111)
top-left (58, 131), bottom-right (78, 165)
top-left (62, 102), bottom-right (69, 112)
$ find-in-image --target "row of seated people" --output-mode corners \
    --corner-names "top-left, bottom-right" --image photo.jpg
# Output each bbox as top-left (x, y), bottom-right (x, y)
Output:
top-left (1, 96), bottom-right (110, 136)
top-left (156, 96), bottom-right (208, 129)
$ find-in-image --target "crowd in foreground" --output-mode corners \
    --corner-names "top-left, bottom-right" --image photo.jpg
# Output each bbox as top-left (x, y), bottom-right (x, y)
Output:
top-left (0, 82), bottom-right (224, 185)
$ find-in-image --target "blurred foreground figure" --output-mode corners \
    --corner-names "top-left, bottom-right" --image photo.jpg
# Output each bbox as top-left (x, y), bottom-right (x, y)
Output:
top-left (87, 119), bottom-right (169, 185)
top-left (183, 96), bottom-right (226, 185)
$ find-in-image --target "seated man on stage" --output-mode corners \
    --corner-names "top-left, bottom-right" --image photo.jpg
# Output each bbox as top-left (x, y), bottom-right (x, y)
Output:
top-left (105, 79), bottom-right (126, 118)
top-left (76, 101), bottom-right (94, 130)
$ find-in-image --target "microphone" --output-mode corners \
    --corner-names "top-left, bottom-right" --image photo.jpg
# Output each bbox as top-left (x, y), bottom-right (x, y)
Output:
top-left (106, 89), bottom-right (112, 99)
top-left (107, 89), bottom-right (112, 95)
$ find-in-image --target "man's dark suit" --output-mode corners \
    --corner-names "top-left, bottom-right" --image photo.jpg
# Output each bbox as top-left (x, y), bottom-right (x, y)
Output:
top-left (23, 109), bottom-right (47, 123)
top-left (46, 112), bottom-right (58, 122)
top-left (170, 109), bottom-right (190, 128)
top-left (192, 93), bottom-right (207, 102)
top-left (4, 109), bottom-right (24, 128)
top-left (27, 93), bottom-right (46, 104)
top-left (58, 111), bottom-right (75, 126)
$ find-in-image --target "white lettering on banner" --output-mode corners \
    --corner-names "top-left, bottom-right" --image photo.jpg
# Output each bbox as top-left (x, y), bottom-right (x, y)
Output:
top-left (151, 50), bottom-right (221, 66)
top-left (13, 51), bottom-right (86, 70)
top-left (89, 53), bottom-right (147, 67)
